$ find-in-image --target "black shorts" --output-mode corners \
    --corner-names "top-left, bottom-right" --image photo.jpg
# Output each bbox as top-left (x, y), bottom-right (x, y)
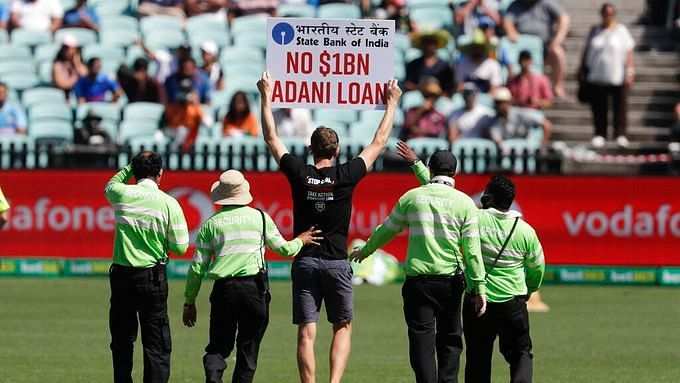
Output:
top-left (291, 256), bottom-right (353, 325)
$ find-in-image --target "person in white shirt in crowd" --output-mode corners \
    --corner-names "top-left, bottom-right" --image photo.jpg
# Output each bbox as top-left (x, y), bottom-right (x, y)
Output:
top-left (489, 87), bottom-right (552, 147)
top-left (578, 2), bottom-right (635, 149)
top-left (454, 0), bottom-right (501, 36)
top-left (273, 108), bottom-right (315, 144)
top-left (10, 0), bottom-right (63, 32)
top-left (199, 41), bottom-right (224, 91)
top-left (448, 82), bottom-right (494, 142)
top-left (455, 30), bottom-right (503, 94)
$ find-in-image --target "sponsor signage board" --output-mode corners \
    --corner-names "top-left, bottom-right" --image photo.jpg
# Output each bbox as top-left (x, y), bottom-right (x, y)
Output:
top-left (1, 171), bottom-right (680, 266)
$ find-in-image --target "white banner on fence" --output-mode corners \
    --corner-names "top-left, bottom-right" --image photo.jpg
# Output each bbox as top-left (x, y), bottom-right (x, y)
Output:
top-left (266, 17), bottom-right (395, 110)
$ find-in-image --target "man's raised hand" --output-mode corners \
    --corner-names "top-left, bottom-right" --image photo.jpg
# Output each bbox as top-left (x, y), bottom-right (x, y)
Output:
top-left (396, 141), bottom-right (419, 164)
top-left (385, 79), bottom-right (402, 108)
top-left (257, 72), bottom-right (273, 98)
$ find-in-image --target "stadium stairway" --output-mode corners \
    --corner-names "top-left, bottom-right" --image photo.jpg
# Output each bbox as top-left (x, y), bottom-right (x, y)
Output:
top-left (546, 0), bottom-right (680, 144)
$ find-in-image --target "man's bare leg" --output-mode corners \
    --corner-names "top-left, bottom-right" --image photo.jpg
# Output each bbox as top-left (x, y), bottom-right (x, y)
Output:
top-left (329, 321), bottom-right (352, 383)
top-left (548, 44), bottom-right (567, 98)
top-left (298, 323), bottom-right (317, 383)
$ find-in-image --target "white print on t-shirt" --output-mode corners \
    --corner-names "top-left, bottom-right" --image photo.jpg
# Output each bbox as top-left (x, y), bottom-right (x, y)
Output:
top-left (306, 176), bottom-right (334, 186)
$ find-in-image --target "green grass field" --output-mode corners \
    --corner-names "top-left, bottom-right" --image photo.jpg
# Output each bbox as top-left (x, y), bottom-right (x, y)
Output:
top-left (1, 278), bottom-right (679, 383)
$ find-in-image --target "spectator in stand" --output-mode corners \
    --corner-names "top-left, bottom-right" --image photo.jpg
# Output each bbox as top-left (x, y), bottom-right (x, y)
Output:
top-left (503, 0), bottom-right (570, 98)
top-left (223, 91), bottom-right (259, 137)
top-left (455, 30), bottom-right (503, 94)
top-left (227, 0), bottom-right (277, 20)
top-left (448, 82), bottom-right (494, 142)
top-left (0, 82), bottom-right (27, 136)
top-left (74, 112), bottom-right (112, 146)
top-left (507, 50), bottom-right (553, 109)
top-left (138, 0), bottom-right (185, 18)
top-left (199, 41), bottom-right (224, 91)
top-left (489, 87), bottom-right (552, 146)
top-left (672, 103), bottom-right (680, 144)
top-left (273, 108), bottom-right (314, 142)
top-left (62, 0), bottom-right (99, 31)
top-left (162, 82), bottom-right (205, 151)
top-left (10, 0), bottom-right (63, 32)
top-left (405, 30), bottom-right (455, 96)
top-left (117, 58), bottom-right (165, 104)
top-left (579, 3), bottom-right (635, 149)
top-left (74, 57), bottom-right (123, 104)
top-left (454, 0), bottom-right (501, 36)
top-left (0, 4), bottom-right (10, 29)
top-left (52, 35), bottom-right (87, 97)
top-left (400, 78), bottom-right (447, 140)
top-left (165, 57), bottom-right (211, 105)
top-left (369, 0), bottom-right (412, 32)
top-left (185, 0), bottom-right (227, 18)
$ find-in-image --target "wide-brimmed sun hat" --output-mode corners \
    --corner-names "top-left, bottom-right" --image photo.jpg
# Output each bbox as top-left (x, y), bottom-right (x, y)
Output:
top-left (412, 29), bottom-right (451, 50)
top-left (210, 170), bottom-right (253, 206)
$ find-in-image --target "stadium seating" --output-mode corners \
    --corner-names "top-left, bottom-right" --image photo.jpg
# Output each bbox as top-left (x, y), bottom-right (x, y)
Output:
top-left (30, 103), bottom-right (73, 123)
top-left (100, 15), bottom-right (139, 32)
top-left (2, 72), bottom-right (40, 91)
top-left (407, 137), bottom-right (449, 155)
top-left (452, 138), bottom-right (497, 173)
top-left (401, 91), bottom-right (425, 111)
top-left (11, 29), bottom-right (52, 47)
top-left (0, 46), bottom-right (32, 62)
top-left (118, 120), bottom-right (160, 143)
top-left (76, 102), bottom-right (122, 123)
top-left (409, 7), bottom-right (454, 30)
top-left (140, 15), bottom-right (183, 36)
top-left (318, 3), bottom-right (361, 19)
top-left (100, 30), bottom-right (139, 47)
top-left (55, 28), bottom-right (98, 46)
top-left (22, 87), bottom-right (66, 109)
top-left (34, 43), bottom-right (60, 63)
top-left (123, 102), bottom-right (164, 123)
top-left (314, 109), bottom-right (359, 125)
top-left (29, 120), bottom-right (74, 142)
top-left (500, 138), bottom-right (539, 174)
top-left (231, 15), bottom-right (267, 35)
top-left (277, 3), bottom-right (316, 18)
top-left (499, 35), bottom-right (544, 74)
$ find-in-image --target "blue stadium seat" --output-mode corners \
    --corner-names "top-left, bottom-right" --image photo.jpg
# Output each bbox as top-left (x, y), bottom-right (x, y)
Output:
top-left (99, 15), bottom-right (139, 31)
top-left (188, 29), bottom-right (230, 48)
top-left (118, 120), bottom-right (160, 143)
top-left (34, 43), bottom-right (61, 63)
top-left (0, 135), bottom-right (34, 169)
top-left (0, 72), bottom-right (40, 91)
top-left (233, 33), bottom-right (266, 50)
top-left (22, 87), bottom-right (66, 108)
top-left (452, 138), bottom-right (497, 173)
top-left (347, 120), bottom-right (377, 143)
top-left (318, 3), bottom-right (361, 19)
top-left (30, 103), bottom-right (73, 123)
top-left (186, 14), bottom-right (228, 34)
top-left (11, 29), bottom-right (52, 47)
top-left (410, 7), bottom-right (454, 30)
top-left (0, 46), bottom-right (31, 61)
top-left (220, 47), bottom-right (264, 66)
top-left (216, 136), bottom-right (268, 171)
top-left (230, 14), bottom-right (267, 35)
top-left (0, 61), bottom-right (32, 76)
top-left (222, 62), bottom-right (265, 80)
top-left (29, 120), bottom-right (74, 142)
top-left (407, 137), bottom-right (449, 157)
top-left (38, 61), bottom-right (53, 83)
top-left (144, 30), bottom-right (186, 51)
top-left (406, 0), bottom-right (452, 9)
top-left (91, 0), bottom-right (130, 16)
top-left (312, 119), bottom-right (349, 137)
top-left (277, 3), bottom-right (316, 17)
top-left (314, 109), bottom-right (358, 125)
top-left (77, 102), bottom-right (122, 123)
top-left (401, 90), bottom-right (424, 110)
top-left (82, 44), bottom-right (125, 63)
top-left (0, 30), bottom-right (8, 44)
top-left (100, 29), bottom-right (139, 47)
top-left (55, 28), bottom-right (98, 46)
top-left (140, 15), bottom-right (183, 36)
top-left (123, 102), bottom-right (164, 123)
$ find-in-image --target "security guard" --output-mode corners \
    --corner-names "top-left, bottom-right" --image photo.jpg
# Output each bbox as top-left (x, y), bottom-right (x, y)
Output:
top-left (105, 151), bottom-right (189, 383)
top-left (462, 175), bottom-right (545, 383)
top-left (182, 170), bottom-right (322, 383)
top-left (0, 186), bottom-right (9, 228)
top-left (351, 149), bottom-right (487, 383)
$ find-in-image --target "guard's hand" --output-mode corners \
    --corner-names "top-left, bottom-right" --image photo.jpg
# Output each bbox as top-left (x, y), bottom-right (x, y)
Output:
top-left (257, 72), bottom-right (273, 97)
top-left (385, 79), bottom-right (402, 108)
top-left (349, 248), bottom-right (368, 263)
top-left (396, 141), bottom-right (419, 164)
top-left (470, 295), bottom-right (487, 317)
top-left (297, 226), bottom-right (323, 246)
top-left (183, 303), bottom-right (197, 327)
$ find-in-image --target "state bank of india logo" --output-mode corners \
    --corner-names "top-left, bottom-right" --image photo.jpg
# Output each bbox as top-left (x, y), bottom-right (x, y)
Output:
top-left (168, 187), bottom-right (215, 243)
top-left (272, 22), bottom-right (295, 45)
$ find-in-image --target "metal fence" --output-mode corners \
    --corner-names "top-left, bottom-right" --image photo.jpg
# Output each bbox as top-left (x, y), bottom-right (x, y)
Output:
top-left (0, 141), bottom-right (562, 174)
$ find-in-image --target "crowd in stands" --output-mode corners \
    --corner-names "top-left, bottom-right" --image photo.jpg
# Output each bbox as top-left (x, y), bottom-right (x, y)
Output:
top-left (0, 0), bottom-right (647, 165)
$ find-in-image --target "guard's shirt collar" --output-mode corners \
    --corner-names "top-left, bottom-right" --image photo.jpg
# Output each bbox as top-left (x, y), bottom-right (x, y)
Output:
top-left (430, 175), bottom-right (455, 188)
top-left (137, 179), bottom-right (159, 189)
top-left (485, 208), bottom-right (522, 219)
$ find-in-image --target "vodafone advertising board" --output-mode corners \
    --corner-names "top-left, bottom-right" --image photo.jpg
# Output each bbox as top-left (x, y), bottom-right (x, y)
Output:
top-left (1, 171), bottom-right (679, 266)
top-left (266, 17), bottom-right (395, 110)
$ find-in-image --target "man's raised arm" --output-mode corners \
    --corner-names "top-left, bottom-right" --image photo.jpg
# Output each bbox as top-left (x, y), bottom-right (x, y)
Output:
top-left (358, 80), bottom-right (402, 171)
top-left (257, 72), bottom-right (289, 165)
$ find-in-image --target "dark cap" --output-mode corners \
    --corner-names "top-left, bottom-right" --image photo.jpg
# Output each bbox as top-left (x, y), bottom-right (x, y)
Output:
top-left (428, 150), bottom-right (457, 175)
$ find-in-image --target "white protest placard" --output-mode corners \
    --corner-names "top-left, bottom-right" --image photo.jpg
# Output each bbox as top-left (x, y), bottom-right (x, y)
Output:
top-left (266, 17), bottom-right (395, 110)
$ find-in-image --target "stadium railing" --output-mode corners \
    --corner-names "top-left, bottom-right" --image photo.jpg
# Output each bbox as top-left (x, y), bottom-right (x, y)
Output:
top-left (0, 140), bottom-right (562, 174)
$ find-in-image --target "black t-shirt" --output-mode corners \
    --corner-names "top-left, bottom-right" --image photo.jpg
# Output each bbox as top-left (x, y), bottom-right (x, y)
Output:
top-left (280, 154), bottom-right (367, 260)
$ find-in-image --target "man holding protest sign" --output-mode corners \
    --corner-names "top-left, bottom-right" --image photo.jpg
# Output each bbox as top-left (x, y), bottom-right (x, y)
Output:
top-left (257, 71), bottom-right (401, 383)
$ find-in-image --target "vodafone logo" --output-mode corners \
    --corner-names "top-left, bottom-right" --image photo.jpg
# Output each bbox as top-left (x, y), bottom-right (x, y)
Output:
top-left (168, 187), bottom-right (215, 242)
top-left (563, 204), bottom-right (680, 238)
